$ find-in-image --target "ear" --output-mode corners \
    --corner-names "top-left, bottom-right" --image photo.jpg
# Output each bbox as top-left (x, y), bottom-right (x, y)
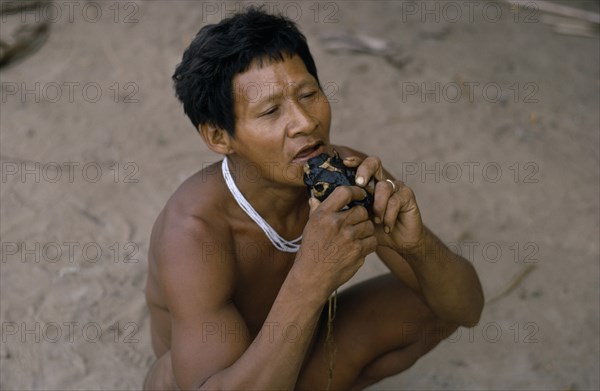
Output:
top-left (199, 123), bottom-right (233, 155)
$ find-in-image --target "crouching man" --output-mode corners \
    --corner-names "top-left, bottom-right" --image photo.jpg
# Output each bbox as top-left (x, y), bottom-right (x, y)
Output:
top-left (144, 7), bottom-right (484, 391)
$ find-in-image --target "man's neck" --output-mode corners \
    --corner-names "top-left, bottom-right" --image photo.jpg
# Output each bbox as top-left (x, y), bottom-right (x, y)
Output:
top-left (224, 156), bottom-right (310, 238)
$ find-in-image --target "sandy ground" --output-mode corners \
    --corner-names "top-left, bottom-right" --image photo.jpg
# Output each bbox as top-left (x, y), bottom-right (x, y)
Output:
top-left (1, 0), bottom-right (599, 390)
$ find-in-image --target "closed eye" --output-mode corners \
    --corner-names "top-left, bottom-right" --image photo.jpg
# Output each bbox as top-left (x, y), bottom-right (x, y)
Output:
top-left (300, 91), bottom-right (317, 99)
top-left (259, 106), bottom-right (279, 117)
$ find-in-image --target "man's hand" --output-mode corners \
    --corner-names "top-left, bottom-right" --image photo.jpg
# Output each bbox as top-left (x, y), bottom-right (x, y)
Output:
top-left (343, 155), bottom-right (425, 254)
top-left (295, 186), bottom-right (378, 300)
top-left (343, 153), bottom-right (484, 326)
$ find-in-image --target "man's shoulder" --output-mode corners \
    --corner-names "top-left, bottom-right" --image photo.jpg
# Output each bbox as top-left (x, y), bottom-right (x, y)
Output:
top-left (166, 160), bottom-right (230, 224)
top-left (150, 160), bottom-right (234, 266)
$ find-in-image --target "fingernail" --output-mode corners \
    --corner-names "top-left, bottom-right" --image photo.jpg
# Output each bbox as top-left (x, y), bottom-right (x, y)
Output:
top-left (374, 217), bottom-right (381, 224)
top-left (384, 226), bottom-right (390, 234)
top-left (356, 176), bottom-right (365, 186)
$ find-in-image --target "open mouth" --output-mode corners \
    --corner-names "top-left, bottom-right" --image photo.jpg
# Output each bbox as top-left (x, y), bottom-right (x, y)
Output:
top-left (293, 143), bottom-right (324, 163)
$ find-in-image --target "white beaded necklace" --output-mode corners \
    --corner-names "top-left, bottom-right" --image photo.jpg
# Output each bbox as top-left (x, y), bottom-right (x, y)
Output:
top-left (221, 157), bottom-right (302, 253)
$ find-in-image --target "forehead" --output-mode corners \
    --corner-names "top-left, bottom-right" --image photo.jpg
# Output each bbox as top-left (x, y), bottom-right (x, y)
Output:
top-left (232, 54), bottom-right (315, 99)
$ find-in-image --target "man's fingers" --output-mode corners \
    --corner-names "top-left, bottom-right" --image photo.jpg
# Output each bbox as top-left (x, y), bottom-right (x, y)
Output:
top-left (372, 180), bottom-right (395, 223)
top-left (342, 156), bottom-right (362, 168)
top-left (320, 186), bottom-right (368, 212)
top-left (359, 236), bottom-right (378, 256)
top-left (343, 204), bottom-right (369, 225)
top-left (351, 219), bottom-right (375, 239)
top-left (383, 186), bottom-right (413, 232)
top-left (355, 156), bottom-right (384, 186)
top-left (308, 197), bottom-right (321, 215)
top-left (382, 194), bottom-right (403, 232)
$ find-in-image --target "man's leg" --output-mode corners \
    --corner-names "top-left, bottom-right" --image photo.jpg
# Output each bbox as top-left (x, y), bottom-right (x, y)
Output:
top-left (144, 351), bottom-right (178, 391)
top-left (143, 273), bottom-right (457, 391)
top-left (296, 273), bottom-right (458, 390)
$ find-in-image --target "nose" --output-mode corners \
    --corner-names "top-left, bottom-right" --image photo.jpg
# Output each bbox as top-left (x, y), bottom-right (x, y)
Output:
top-left (286, 101), bottom-right (317, 138)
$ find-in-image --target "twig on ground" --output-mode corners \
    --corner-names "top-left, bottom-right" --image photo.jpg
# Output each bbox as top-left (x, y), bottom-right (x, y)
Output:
top-left (486, 265), bottom-right (537, 305)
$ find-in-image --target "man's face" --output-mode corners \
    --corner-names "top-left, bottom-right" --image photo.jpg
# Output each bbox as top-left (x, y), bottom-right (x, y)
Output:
top-left (229, 54), bottom-right (332, 186)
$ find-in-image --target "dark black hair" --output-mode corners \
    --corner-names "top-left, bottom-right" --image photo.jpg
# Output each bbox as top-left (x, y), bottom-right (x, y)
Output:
top-left (172, 6), bottom-right (320, 136)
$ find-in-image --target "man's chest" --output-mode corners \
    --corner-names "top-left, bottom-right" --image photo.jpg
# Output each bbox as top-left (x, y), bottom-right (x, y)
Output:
top-left (230, 237), bottom-right (298, 336)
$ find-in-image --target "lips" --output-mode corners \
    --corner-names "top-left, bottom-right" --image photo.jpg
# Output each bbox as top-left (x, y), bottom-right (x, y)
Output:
top-left (293, 142), bottom-right (324, 163)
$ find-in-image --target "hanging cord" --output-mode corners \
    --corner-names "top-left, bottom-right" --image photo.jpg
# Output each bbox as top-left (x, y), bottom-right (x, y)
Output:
top-left (325, 289), bottom-right (338, 390)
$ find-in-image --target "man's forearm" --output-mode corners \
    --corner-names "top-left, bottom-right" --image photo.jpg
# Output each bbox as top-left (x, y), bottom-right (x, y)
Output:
top-left (401, 227), bottom-right (484, 326)
top-left (199, 268), bottom-right (325, 390)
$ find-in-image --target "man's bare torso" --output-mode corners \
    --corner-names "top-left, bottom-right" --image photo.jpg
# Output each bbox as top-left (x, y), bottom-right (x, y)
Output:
top-left (144, 150), bottom-right (341, 357)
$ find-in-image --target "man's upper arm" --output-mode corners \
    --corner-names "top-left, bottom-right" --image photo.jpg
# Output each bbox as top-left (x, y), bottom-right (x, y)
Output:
top-left (156, 215), bottom-right (250, 389)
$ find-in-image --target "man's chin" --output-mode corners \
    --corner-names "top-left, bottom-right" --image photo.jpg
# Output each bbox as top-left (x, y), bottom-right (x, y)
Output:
top-left (286, 164), bottom-right (308, 184)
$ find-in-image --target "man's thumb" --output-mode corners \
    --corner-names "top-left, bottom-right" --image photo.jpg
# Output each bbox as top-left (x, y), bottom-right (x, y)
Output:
top-left (308, 197), bottom-right (320, 214)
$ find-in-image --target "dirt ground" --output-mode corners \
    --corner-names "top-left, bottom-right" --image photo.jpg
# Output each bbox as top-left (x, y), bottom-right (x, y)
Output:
top-left (1, 0), bottom-right (598, 390)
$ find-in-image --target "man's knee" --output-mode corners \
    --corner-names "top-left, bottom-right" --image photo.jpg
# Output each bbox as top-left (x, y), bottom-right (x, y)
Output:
top-left (144, 352), bottom-right (178, 391)
top-left (422, 320), bottom-right (459, 349)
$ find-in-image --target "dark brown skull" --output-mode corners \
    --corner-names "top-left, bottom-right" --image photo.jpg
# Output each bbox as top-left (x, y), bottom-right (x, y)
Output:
top-left (303, 151), bottom-right (374, 213)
